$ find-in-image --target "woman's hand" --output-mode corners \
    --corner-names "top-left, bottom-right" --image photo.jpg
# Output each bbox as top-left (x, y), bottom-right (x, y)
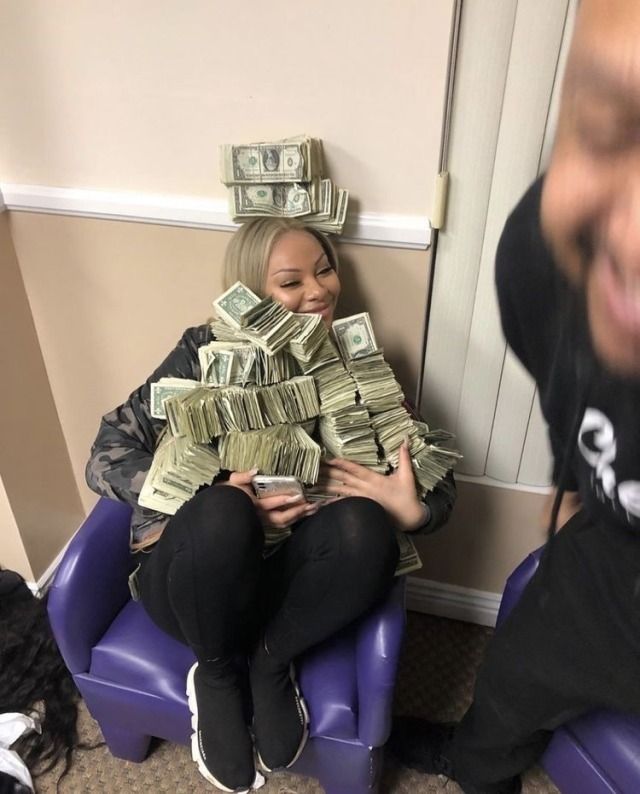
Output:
top-left (220, 469), bottom-right (318, 530)
top-left (323, 442), bottom-right (429, 532)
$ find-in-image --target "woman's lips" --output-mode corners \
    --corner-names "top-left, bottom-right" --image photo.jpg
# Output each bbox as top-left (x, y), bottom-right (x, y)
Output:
top-left (304, 304), bottom-right (332, 318)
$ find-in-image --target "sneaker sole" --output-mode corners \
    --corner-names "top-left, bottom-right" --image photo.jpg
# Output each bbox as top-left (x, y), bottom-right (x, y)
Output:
top-left (186, 663), bottom-right (265, 793)
top-left (256, 662), bottom-right (310, 773)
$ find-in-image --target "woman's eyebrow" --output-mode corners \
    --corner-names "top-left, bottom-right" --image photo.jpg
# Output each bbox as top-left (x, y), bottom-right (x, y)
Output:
top-left (271, 267), bottom-right (301, 276)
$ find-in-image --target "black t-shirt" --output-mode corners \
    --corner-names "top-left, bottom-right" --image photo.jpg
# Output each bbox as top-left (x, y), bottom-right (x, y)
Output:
top-left (496, 177), bottom-right (640, 533)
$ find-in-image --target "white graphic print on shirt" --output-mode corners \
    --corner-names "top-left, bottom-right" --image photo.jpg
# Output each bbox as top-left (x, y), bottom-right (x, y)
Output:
top-left (578, 407), bottom-right (640, 521)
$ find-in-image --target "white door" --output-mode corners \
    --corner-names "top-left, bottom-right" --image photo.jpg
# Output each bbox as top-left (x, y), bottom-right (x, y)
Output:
top-left (420, 0), bottom-right (578, 490)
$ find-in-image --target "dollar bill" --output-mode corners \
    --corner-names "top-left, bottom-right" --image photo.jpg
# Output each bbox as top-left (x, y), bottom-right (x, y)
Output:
top-left (332, 312), bottom-right (378, 360)
top-left (151, 378), bottom-right (201, 419)
top-left (220, 136), bottom-right (323, 185)
top-left (213, 281), bottom-right (261, 329)
top-left (230, 183), bottom-right (313, 219)
top-left (394, 531), bottom-right (423, 576)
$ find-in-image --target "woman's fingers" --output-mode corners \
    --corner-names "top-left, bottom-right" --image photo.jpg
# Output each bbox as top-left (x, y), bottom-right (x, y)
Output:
top-left (228, 468), bottom-right (259, 487)
top-left (256, 492), bottom-right (305, 511)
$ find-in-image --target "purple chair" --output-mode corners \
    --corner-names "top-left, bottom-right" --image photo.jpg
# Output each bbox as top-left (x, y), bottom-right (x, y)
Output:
top-left (498, 547), bottom-right (640, 794)
top-left (47, 498), bottom-right (406, 794)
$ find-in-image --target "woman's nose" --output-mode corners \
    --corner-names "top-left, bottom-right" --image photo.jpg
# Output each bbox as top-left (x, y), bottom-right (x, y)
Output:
top-left (306, 279), bottom-right (327, 300)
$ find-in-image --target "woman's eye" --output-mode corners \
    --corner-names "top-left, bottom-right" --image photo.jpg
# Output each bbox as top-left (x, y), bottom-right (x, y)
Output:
top-left (317, 266), bottom-right (333, 276)
top-left (280, 281), bottom-right (300, 289)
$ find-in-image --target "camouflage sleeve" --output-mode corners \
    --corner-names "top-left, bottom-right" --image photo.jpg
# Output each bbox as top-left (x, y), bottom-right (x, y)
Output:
top-left (85, 325), bottom-right (212, 508)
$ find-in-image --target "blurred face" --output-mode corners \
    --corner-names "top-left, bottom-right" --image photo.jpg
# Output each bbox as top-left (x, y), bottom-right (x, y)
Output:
top-left (542, 0), bottom-right (640, 379)
top-left (264, 230), bottom-right (341, 327)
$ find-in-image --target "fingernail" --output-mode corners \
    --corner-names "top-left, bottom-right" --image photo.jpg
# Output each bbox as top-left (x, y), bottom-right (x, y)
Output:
top-left (285, 494), bottom-right (303, 503)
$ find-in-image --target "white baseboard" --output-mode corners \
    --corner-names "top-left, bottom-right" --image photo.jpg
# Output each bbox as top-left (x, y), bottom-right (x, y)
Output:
top-left (0, 183), bottom-right (432, 250)
top-left (406, 576), bottom-right (502, 627)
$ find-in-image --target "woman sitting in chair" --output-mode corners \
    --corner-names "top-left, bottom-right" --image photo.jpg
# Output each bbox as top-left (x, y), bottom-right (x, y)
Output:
top-left (86, 217), bottom-right (455, 793)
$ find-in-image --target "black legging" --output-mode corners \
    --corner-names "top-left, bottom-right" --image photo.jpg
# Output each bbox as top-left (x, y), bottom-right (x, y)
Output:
top-left (136, 485), bottom-right (399, 665)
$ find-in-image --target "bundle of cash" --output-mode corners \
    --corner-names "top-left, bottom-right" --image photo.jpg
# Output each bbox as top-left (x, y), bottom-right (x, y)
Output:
top-left (220, 136), bottom-right (348, 233)
top-left (332, 313), bottom-right (379, 361)
top-left (164, 386), bottom-right (221, 442)
top-left (213, 283), bottom-right (300, 355)
top-left (220, 136), bottom-right (324, 185)
top-left (395, 531), bottom-right (423, 576)
top-left (288, 313), bottom-right (329, 365)
top-left (348, 351), bottom-right (405, 412)
top-left (295, 334), bottom-right (341, 374)
top-left (370, 406), bottom-right (422, 465)
top-left (229, 180), bottom-right (318, 219)
top-left (220, 423), bottom-right (321, 483)
top-left (319, 405), bottom-right (380, 466)
top-left (199, 341), bottom-right (257, 387)
top-left (412, 442), bottom-right (463, 495)
top-left (310, 359), bottom-right (358, 412)
top-left (139, 433), bottom-right (221, 515)
top-left (212, 281), bottom-right (261, 328)
top-left (254, 348), bottom-right (301, 385)
top-left (240, 296), bottom-right (302, 354)
top-left (151, 378), bottom-right (201, 419)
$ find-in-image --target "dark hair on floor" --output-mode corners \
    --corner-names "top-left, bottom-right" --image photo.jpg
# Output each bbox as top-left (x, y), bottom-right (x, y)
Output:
top-left (0, 568), bottom-right (101, 791)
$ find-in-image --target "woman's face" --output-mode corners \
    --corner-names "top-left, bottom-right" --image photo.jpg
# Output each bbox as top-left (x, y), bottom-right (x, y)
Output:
top-left (264, 230), bottom-right (341, 327)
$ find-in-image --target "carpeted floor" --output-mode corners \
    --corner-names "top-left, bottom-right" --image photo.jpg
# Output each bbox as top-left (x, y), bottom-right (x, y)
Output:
top-left (35, 611), bottom-right (559, 793)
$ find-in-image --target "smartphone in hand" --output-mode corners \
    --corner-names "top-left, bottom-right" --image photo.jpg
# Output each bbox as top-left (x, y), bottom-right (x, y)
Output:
top-left (251, 475), bottom-right (305, 500)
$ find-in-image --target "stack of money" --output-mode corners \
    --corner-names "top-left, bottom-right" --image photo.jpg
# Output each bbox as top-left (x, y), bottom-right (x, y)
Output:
top-left (163, 377), bottom-right (320, 439)
top-left (150, 378), bottom-right (201, 419)
top-left (142, 288), bottom-right (461, 576)
top-left (288, 314), bottom-right (329, 365)
top-left (395, 530), bottom-right (424, 576)
top-left (214, 282), bottom-right (300, 355)
top-left (220, 137), bottom-right (323, 185)
top-left (319, 405), bottom-right (379, 466)
top-left (309, 359), bottom-right (358, 412)
top-left (199, 341), bottom-right (257, 387)
top-left (220, 136), bottom-right (349, 234)
top-left (139, 432), bottom-right (221, 515)
top-left (370, 406), bottom-right (422, 465)
top-left (348, 352), bottom-right (405, 412)
top-left (254, 348), bottom-right (300, 386)
top-left (220, 423), bottom-right (321, 483)
top-left (165, 386), bottom-right (222, 443)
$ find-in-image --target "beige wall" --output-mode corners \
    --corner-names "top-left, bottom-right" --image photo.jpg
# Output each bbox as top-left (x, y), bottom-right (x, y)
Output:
top-left (0, 211), bottom-right (85, 579)
top-left (0, 475), bottom-right (33, 581)
top-left (417, 481), bottom-right (548, 594)
top-left (0, 0), bottom-right (454, 216)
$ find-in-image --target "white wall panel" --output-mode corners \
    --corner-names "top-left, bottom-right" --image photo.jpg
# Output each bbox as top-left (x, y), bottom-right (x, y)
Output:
top-left (422, 0), bottom-right (575, 487)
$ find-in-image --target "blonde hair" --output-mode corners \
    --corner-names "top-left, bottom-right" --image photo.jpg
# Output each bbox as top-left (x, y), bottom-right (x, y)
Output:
top-left (222, 217), bottom-right (339, 296)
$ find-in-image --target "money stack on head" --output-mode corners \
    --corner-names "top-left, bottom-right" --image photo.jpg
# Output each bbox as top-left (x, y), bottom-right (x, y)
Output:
top-left (219, 136), bottom-right (349, 235)
top-left (141, 283), bottom-right (461, 537)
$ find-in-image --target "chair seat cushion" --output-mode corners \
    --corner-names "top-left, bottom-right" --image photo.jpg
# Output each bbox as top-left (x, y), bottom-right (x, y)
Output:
top-left (90, 600), bottom-right (195, 709)
top-left (564, 710), bottom-right (640, 793)
top-left (90, 599), bottom-right (359, 740)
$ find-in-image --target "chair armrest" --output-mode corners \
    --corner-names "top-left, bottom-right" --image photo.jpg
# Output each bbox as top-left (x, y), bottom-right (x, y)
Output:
top-left (47, 498), bottom-right (133, 675)
top-left (356, 577), bottom-right (407, 747)
top-left (496, 546), bottom-right (544, 626)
